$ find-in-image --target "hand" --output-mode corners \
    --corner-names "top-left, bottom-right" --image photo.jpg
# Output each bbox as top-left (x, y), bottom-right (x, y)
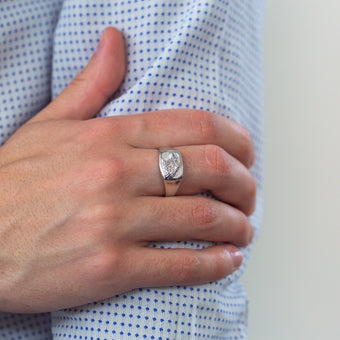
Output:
top-left (0, 27), bottom-right (256, 313)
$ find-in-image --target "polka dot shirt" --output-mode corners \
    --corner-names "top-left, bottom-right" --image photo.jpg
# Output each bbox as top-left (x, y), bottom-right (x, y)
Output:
top-left (0, 1), bottom-right (264, 339)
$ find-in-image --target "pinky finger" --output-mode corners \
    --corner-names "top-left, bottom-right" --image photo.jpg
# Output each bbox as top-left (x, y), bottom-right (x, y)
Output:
top-left (127, 245), bottom-right (243, 288)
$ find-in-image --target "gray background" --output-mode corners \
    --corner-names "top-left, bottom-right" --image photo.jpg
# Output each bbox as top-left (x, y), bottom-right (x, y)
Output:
top-left (242, 0), bottom-right (340, 339)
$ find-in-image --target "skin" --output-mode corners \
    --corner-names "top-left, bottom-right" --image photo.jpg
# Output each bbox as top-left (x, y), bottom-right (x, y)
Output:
top-left (0, 27), bottom-right (256, 313)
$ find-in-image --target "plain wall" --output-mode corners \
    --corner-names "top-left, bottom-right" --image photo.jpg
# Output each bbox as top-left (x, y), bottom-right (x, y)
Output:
top-left (241, 1), bottom-right (340, 339)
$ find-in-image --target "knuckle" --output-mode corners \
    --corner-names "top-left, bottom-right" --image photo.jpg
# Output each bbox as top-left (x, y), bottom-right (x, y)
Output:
top-left (191, 199), bottom-right (217, 233)
top-left (71, 205), bottom-right (124, 253)
top-left (175, 254), bottom-right (201, 283)
top-left (87, 118), bottom-right (122, 139)
top-left (70, 69), bottom-right (110, 104)
top-left (72, 120), bottom-right (102, 144)
top-left (191, 199), bottom-right (217, 230)
top-left (235, 212), bottom-right (251, 244)
top-left (131, 115), bottom-right (148, 136)
top-left (87, 204), bottom-right (122, 228)
top-left (212, 252), bottom-right (230, 280)
top-left (248, 175), bottom-right (257, 199)
top-left (69, 69), bottom-right (86, 90)
top-left (77, 158), bottom-right (128, 195)
top-left (237, 126), bottom-right (255, 166)
top-left (245, 176), bottom-right (257, 216)
top-left (190, 110), bottom-right (217, 140)
top-left (96, 158), bottom-right (128, 183)
top-left (204, 144), bottom-right (230, 175)
top-left (89, 249), bottom-right (122, 283)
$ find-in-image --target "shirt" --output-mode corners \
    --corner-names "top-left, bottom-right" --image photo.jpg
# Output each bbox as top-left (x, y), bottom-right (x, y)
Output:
top-left (0, 1), bottom-right (265, 339)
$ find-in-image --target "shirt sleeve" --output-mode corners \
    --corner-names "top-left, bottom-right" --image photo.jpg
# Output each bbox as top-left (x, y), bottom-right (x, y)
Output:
top-left (0, 1), bottom-right (63, 339)
top-left (0, 1), bottom-right (265, 339)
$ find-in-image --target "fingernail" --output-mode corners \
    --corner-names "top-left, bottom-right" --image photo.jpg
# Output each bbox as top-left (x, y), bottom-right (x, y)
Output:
top-left (230, 249), bottom-right (243, 270)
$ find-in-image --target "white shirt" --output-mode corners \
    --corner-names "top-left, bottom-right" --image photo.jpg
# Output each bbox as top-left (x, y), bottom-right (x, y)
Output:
top-left (0, 1), bottom-right (264, 339)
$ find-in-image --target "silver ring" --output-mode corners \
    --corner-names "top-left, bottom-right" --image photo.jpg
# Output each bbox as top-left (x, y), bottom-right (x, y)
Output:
top-left (159, 149), bottom-right (183, 197)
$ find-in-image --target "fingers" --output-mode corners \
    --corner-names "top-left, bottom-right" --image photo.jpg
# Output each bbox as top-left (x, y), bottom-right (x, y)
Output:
top-left (117, 109), bottom-right (255, 168)
top-left (127, 245), bottom-right (243, 288)
top-left (130, 196), bottom-right (254, 247)
top-left (130, 145), bottom-right (256, 216)
top-left (33, 27), bottom-right (126, 122)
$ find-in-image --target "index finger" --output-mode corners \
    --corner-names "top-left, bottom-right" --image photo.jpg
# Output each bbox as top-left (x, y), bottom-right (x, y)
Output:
top-left (115, 109), bottom-right (255, 168)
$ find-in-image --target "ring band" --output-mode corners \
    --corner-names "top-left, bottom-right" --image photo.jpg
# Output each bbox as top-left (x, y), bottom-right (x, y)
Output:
top-left (159, 149), bottom-right (183, 196)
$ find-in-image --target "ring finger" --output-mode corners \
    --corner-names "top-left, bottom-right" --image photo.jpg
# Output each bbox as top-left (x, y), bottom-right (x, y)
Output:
top-left (130, 145), bottom-right (256, 216)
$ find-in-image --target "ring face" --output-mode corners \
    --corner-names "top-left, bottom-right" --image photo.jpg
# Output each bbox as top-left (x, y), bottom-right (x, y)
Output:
top-left (159, 150), bottom-right (183, 196)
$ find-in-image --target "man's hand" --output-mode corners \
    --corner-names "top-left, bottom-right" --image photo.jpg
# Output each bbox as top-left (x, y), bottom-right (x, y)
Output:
top-left (0, 27), bottom-right (256, 313)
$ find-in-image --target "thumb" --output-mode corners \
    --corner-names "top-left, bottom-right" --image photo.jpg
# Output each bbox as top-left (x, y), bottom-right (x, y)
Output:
top-left (35, 27), bottom-right (126, 121)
